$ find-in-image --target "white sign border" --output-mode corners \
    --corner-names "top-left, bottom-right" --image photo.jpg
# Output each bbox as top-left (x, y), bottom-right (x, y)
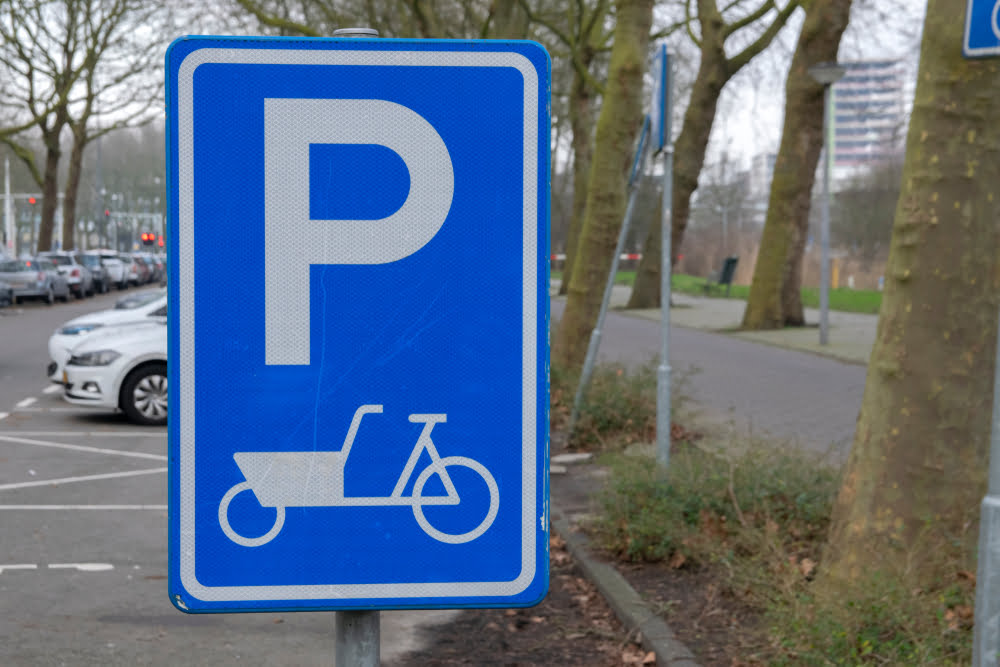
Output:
top-left (177, 46), bottom-right (540, 604)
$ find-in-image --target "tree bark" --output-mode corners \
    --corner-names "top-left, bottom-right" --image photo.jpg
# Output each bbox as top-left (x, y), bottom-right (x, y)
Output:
top-left (742, 0), bottom-right (852, 330)
top-left (560, 67), bottom-right (595, 295)
top-left (822, 0), bottom-right (1000, 585)
top-left (35, 124), bottom-right (64, 253)
top-left (553, 0), bottom-right (653, 372)
top-left (62, 124), bottom-right (88, 251)
top-left (627, 0), bottom-right (799, 309)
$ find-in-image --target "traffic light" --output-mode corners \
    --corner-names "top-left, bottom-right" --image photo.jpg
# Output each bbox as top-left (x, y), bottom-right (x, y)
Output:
top-left (157, 235), bottom-right (164, 247)
top-left (28, 196), bottom-right (36, 205)
top-left (141, 232), bottom-right (155, 246)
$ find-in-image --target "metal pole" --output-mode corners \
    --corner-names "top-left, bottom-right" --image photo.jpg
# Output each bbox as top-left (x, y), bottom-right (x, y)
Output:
top-left (569, 118), bottom-right (650, 434)
top-left (973, 305), bottom-right (1000, 665)
top-left (336, 611), bottom-right (380, 667)
top-left (656, 57), bottom-right (674, 468)
top-left (819, 84), bottom-right (833, 346)
top-left (4, 158), bottom-right (12, 255)
top-left (330, 26), bottom-right (382, 667)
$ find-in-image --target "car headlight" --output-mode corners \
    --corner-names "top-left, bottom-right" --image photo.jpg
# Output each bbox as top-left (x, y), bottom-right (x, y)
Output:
top-left (59, 323), bottom-right (103, 335)
top-left (67, 350), bottom-right (121, 366)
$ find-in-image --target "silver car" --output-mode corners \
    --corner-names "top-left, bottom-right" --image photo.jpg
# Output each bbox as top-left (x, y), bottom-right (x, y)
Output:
top-left (0, 257), bottom-right (71, 304)
top-left (37, 251), bottom-right (94, 298)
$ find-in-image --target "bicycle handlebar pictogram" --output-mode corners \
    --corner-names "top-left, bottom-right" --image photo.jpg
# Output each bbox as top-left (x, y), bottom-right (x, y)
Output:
top-left (218, 405), bottom-right (500, 547)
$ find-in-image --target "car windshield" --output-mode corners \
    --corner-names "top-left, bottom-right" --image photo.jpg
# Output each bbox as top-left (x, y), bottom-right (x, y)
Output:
top-left (0, 259), bottom-right (34, 272)
top-left (44, 255), bottom-right (71, 266)
top-left (80, 255), bottom-right (101, 268)
top-left (114, 290), bottom-right (165, 310)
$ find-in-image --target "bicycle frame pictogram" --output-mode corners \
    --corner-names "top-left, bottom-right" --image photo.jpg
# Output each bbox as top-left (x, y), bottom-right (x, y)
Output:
top-left (218, 404), bottom-right (500, 547)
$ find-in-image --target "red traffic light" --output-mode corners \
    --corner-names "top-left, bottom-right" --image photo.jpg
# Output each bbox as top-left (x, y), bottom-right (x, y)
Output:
top-left (28, 197), bottom-right (36, 205)
top-left (104, 209), bottom-right (110, 217)
top-left (157, 235), bottom-right (164, 247)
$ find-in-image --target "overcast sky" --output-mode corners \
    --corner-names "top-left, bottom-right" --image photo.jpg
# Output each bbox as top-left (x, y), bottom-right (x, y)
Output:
top-left (704, 0), bottom-right (928, 171)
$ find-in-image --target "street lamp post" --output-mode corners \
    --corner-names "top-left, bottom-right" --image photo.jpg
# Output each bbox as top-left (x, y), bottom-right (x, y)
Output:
top-left (808, 61), bottom-right (845, 346)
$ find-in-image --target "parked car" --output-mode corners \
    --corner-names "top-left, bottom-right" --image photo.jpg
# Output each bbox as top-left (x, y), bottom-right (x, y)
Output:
top-left (139, 253), bottom-right (165, 283)
top-left (90, 250), bottom-right (127, 290)
top-left (0, 279), bottom-right (13, 307)
top-left (0, 257), bottom-right (71, 304)
top-left (120, 254), bottom-right (141, 286)
top-left (62, 321), bottom-right (167, 425)
top-left (131, 254), bottom-right (153, 284)
top-left (37, 251), bottom-right (94, 298)
top-left (46, 288), bottom-right (166, 383)
top-left (78, 252), bottom-right (110, 294)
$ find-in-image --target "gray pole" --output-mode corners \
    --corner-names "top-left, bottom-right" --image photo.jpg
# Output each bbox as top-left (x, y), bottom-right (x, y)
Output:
top-left (819, 83), bottom-right (833, 346)
top-left (569, 119), bottom-right (650, 434)
top-left (973, 305), bottom-right (1000, 665)
top-left (331, 26), bottom-right (382, 667)
top-left (336, 610), bottom-right (380, 666)
top-left (656, 57), bottom-right (674, 468)
top-left (4, 158), bottom-right (12, 255)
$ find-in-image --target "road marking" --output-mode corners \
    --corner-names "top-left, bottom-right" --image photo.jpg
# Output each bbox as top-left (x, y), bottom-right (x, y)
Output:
top-left (0, 413), bottom-right (7, 421)
top-left (0, 467), bottom-right (167, 491)
top-left (0, 564), bottom-right (37, 574)
top-left (48, 563), bottom-right (114, 572)
top-left (15, 397), bottom-right (36, 408)
top-left (0, 504), bottom-right (167, 510)
top-left (0, 434), bottom-right (167, 461)
top-left (0, 431), bottom-right (166, 438)
top-left (42, 385), bottom-right (62, 395)
top-left (13, 407), bottom-right (105, 413)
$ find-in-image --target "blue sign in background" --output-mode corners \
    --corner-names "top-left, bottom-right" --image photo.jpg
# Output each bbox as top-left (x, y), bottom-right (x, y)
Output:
top-left (965, 0), bottom-right (1000, 57)
top-left (167, 37), bottom-right (550, 611)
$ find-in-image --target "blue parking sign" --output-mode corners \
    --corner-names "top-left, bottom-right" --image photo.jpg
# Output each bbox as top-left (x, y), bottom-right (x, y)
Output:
top-left (964, 0), bottom-right (1000, 57)
top-left (166, 36), bottom-right (550, 612)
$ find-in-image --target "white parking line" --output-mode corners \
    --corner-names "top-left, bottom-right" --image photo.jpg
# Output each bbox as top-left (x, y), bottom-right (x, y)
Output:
top-left (42, 385), bottom-right (62, 395)
top-left (0, 564), bottom-right (37, 574)
top-left (0, 434), bottom-right (167, 461)
top-left (15, 397), bottom-right (36, 408)
top-left (49, 563), bottom-right (114, 572)
top-left (0, 467), bottom-right (167, 491)
top-left (0, 413), bottom-right (7, 421)
top-left (0, 505), bottom-right (167, 510)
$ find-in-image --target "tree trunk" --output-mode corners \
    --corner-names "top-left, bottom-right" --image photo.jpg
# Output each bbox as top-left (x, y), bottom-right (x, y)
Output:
top-left (553, 0), bottom-right (653, 372)
top-left (823, 0), bottom-right (1000, 585)
top-left (627, 0), bottom-right (798, 308)
top-left (743, 0), bottom-right (853, 330)
top-left (61, 125), bottom-right (88, 251)
top-left (35, 139), bottom-right (61, 252)
top-left (626, 16), bottom-right (727, 309)
top-left (560, 68), bottom-right (595, 295)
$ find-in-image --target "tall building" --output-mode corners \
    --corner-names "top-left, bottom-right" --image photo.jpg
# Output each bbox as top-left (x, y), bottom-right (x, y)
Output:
top-left (833, 60), bottom-right (907, 168)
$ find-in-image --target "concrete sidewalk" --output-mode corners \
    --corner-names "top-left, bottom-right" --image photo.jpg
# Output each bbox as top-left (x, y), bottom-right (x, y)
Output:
top-left (560, 282), bottom-right (878, 366)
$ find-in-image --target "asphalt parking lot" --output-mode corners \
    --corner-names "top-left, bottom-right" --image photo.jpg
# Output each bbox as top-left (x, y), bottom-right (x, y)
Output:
top-left (0, 296), bottom-right (453, 666)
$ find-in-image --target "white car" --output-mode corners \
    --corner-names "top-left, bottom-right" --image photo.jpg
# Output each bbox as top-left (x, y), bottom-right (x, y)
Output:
top-left (62, 321), bottom-right (167, 426)
top-left (47, 288), bottom-right (166, 383)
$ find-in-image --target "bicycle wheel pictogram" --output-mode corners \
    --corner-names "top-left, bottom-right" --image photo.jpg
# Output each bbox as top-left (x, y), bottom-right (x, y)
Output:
top-left (411, 456), bottom-right (500, 544)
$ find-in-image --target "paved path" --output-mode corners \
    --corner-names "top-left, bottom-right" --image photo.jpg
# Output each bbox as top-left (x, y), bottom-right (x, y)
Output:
top-left (551, 288), bottom-right (874, 459)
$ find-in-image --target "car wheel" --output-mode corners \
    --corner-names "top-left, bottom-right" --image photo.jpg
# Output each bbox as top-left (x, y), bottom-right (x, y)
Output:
top-left (120, 363), bottom-right (168, 426)
top-left (44, 286), bottom-right (55, 305)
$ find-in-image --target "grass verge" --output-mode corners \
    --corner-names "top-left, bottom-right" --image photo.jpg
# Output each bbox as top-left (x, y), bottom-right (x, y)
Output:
top-left (551, 270), bottom-right (883, 314)
top-left (553, 358), bottom-right (975, 664)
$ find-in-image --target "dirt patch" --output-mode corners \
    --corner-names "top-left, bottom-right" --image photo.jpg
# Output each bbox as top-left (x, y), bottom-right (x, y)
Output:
top-left (387, 535), bottom-right (653, 666)
top-left (615, 560), bottom-right (766, 666)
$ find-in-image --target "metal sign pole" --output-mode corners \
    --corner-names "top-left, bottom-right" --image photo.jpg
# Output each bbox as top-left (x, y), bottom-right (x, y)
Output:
top-left (330, 27), bottom-right (382, 666)
top-left (973, 302), bottom-right (1000, 665)
top-left (569, 117), bottom-right (650, 435)
top-left (656, 54), bottom-right (673, 468)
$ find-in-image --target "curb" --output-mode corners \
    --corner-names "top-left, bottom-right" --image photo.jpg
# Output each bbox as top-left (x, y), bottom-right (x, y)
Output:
top-left (550, 505), bottom-right (700, 667)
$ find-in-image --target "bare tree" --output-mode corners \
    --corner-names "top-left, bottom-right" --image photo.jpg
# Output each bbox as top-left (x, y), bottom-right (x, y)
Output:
top-left (627, 0), bottom-right (799, 308)
top-left (741, 0), bottom-right (852, 329)
top-left (0, 0), bottom-right (166, 252)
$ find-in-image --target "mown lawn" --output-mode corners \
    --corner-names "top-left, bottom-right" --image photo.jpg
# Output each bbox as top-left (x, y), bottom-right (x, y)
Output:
top-left (551, 271), bottom-right (882, 315)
